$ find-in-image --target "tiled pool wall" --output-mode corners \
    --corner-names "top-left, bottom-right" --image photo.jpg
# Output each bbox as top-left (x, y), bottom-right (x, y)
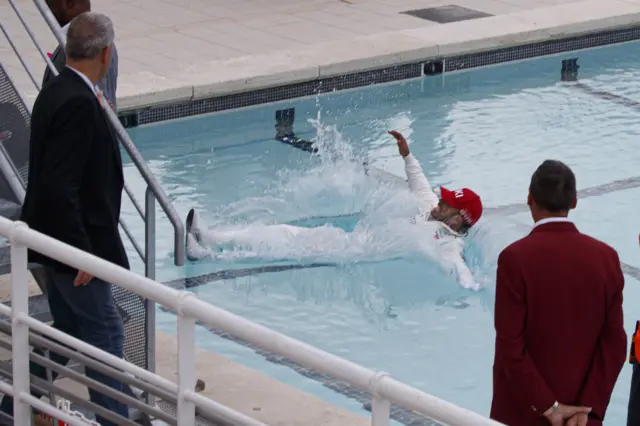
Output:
top-left (119, 24), bottom-right (640, 128)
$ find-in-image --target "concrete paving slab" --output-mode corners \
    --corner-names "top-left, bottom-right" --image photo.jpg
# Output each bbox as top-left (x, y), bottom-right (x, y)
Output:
top-left (0, 272), bottom-right (41, 302)
top-left (2, 0), bottom-right (619, 110)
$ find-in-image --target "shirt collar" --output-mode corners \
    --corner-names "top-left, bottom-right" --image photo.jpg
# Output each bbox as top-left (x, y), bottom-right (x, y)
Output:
top-left (65, 66), bottom-right (97, 95)
top-left (533, 217), bottom-right (572, 229)
top-left (61, 23), bottom-right (69, 35)
top-left (437, 220), bottom-right (462, 238)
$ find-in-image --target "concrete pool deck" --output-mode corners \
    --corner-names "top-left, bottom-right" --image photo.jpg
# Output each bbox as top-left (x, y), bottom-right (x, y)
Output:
top-left (3, 0), bottom-right (640, 110)
top-left (3, 0), bottom-right (640, 424)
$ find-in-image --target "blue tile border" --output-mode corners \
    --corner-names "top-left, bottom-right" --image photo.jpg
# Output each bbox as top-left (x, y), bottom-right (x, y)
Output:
top-left (444, 25), bottom-right (640, 72)
top-left (162, 262), bottom-right (334, 289)
top-left (121, 63), bottom-right (423, 127)
top-left (118, 25), bottom-right (640, 128)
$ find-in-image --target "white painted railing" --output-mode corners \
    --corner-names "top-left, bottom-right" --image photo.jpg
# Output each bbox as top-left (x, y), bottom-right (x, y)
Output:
top-left (0, 216), bottom-right (503, 426)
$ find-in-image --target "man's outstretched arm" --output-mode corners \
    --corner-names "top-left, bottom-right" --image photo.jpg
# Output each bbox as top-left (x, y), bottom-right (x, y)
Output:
top-left (437, 239), bottom-right (480, 290)
top-left (388, 130), bottom-right (439, 214)
top-left (452, 252), bottom-right (480, 290)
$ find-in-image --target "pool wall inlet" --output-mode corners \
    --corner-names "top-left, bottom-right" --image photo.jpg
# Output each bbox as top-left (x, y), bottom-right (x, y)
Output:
top-left (117, 0), bottom-right (640, 127)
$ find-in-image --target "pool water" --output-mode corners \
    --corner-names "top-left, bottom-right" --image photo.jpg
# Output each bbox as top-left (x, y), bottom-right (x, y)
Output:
top-left (124, 41), bottom-right (640, 424)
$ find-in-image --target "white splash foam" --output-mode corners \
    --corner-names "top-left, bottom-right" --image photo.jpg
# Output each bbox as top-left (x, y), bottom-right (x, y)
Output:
top-left (194, 117), bottom-right (444, 264)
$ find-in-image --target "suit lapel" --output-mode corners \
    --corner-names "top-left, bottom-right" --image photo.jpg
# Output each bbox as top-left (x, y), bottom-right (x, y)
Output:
top-left (97, 107), bottom-right (124, 184)
top-left (62, 68), bottom-right (124, 184)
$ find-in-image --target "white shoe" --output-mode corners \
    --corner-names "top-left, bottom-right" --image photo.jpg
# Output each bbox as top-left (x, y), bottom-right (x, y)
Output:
top-left (186, 209), bottom-right (209, 261)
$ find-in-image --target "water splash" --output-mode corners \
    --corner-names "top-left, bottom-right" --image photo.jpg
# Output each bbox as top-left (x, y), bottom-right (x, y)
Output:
top-left (191, 115), bottom-right (525, 295)
top-left (364, 111), bottom-right (416, 176)
top-left (192, 117), bottom-right (445, 264)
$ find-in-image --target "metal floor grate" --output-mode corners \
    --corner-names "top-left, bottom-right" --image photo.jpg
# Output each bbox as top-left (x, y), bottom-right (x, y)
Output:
top-left (401, 5), bottom-right (492, 23)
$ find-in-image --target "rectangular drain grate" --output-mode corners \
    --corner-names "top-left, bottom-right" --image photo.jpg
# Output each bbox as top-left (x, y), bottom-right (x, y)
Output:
top-left (401, 5), bottom-right (492, 23)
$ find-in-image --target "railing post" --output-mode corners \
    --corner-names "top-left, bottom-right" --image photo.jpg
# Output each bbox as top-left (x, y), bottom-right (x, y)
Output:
top-left (177, 293), bottom-right (196, 426)
top-left (10, 222), bottom-right (31, 426)
top-left (144, 187), bottom-right (157, 391)
top-left (369, 371), bottom-right (391, 426)
top-left (371, 397), bottom-right (391, 426)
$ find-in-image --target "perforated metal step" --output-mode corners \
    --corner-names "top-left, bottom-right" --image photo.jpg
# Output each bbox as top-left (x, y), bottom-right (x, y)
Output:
top-left (0, 246), bottom-right (9, 276)
top-left (0, 199), bottom-right (20, 220)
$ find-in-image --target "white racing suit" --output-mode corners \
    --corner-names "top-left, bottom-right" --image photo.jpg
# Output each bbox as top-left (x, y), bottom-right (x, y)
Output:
top-left (187, 153), bottom-right (479, 290)
top-left (402, 154), bottom-right (478, 290)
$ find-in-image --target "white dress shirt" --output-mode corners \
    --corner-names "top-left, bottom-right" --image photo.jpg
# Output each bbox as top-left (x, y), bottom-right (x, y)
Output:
top-left (533, 217), bottom-right (572, 229)
top-left (65, 66), bottom-right (97, 95)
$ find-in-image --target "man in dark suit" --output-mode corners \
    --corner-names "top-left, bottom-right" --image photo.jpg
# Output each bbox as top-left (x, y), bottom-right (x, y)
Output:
top-left (491, 160), bottom-right (627, 426)
top-left (43, 0), bottom-right (119, 110)
top-left (0, 12), bottom-right (128, 425)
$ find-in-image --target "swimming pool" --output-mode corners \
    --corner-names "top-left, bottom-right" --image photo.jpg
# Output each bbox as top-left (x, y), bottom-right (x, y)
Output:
top-left (124, 41), bottom-right (640, 425)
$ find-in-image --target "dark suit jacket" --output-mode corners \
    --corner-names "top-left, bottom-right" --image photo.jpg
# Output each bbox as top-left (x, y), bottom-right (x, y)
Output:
top-left (43, 43), bottom-right (119, 110)
top-left (21, 67), bottom-right (129, 273)
top-left (490, 221), bottom-right (626, 426)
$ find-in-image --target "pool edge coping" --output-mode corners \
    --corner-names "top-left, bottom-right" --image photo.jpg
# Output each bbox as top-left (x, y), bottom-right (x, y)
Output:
top-left (116, 0), bottom-right (640, 119)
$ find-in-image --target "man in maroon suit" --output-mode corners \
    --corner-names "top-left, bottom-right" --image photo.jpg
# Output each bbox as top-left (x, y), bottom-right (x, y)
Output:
top-left (491, 160), bottom-right (627, 426)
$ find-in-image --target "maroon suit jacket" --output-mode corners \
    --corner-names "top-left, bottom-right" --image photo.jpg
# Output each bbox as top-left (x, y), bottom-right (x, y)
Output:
top-left (490, 221), bottom-right (627, 426)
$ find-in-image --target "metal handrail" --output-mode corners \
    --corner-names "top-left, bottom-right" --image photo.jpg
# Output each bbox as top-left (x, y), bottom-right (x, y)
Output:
top-left (0, 215), bottom-right (503, 426)
top-left (0, 305), bottom-right (266, 426)
top-left (0, 379), bottom-right (94, 426)
top-left (5, 1), bottom-right (58, 86)
top-left (0, 22), bottom-right (39, 91)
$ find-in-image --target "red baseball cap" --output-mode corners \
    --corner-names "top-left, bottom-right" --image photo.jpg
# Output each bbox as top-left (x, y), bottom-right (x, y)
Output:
top-left (440, 187), bottom-right (483, 226)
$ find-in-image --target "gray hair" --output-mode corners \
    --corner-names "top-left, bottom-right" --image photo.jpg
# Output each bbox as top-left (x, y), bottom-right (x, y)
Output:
top-left (65, 11), bottom-right (114, 60)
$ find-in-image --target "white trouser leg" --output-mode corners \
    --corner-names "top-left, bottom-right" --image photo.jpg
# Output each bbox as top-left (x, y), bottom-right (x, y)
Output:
top-left (202, 224), bottom-right (349, 252)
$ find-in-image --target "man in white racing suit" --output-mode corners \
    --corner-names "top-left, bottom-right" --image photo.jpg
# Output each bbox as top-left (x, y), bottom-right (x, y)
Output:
top-left (185, 130), bottom-right (484, 290)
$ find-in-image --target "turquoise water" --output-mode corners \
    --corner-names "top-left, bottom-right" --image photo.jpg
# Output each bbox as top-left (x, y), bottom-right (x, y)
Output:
top-left (123, 42), bottom-right (640, 424)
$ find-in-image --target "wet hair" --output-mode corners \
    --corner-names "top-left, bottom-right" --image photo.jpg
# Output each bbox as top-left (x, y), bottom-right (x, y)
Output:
top-left (458, 223), bottom-right (471, 235)
top-left (529, 160), bottom-right (576, 213)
